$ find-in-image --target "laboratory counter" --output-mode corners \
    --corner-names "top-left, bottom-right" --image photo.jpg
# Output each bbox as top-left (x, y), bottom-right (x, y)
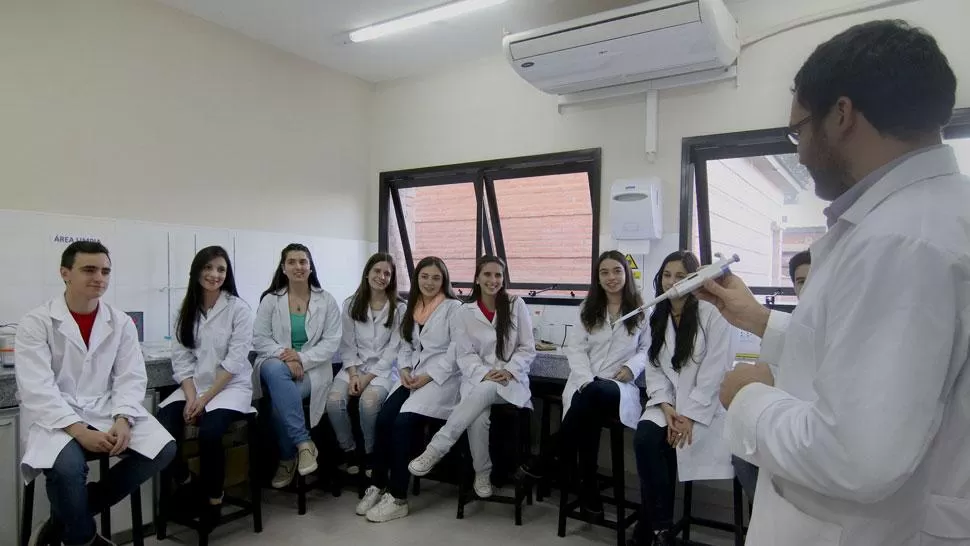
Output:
top-left (0, 349), bottom-right (648, 409)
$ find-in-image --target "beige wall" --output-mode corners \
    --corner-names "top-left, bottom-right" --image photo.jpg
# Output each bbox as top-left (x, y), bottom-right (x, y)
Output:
top-left (0, 0), bottom-right (373, 241)
top-left (369, 0), bottom-right (970, 243)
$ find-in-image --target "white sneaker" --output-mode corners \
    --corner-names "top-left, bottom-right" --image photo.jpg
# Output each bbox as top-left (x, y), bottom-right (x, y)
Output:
top-left (474, 472), bottom-right (493, 498)
top-left (408, 447), bottom-right (443, 477)
top-left (356, 486), bottom-right (383, 516)
top-left (271, 459), bottom-right (296, 489)
top-left (297, 441), bottom-right (318, 476)
top-left (365, 493), bottom-right (409, 523)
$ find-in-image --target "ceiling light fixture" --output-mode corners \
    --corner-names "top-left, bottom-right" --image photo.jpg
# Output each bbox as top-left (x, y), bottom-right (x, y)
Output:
top-left (348, 0), bottom-right (510, 43)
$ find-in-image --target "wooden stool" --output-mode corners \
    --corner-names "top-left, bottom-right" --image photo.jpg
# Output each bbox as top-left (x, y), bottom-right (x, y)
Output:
top-left (558, 418), bottom-right (639, 546)
top-left (156, 413), bottom-right (263, 546)
top-left (456, 404), bottom-right (534, 525)
top-left (21, 453), bottom-right (145, 546)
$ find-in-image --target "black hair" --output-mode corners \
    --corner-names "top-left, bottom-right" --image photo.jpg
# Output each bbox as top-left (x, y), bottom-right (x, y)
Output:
top-left (468, 255), bottom-right (513, 362)
top-left (260, 243), bottom-right (322, 301)
top-left (793, 19), bottom-right (956, 141)
top-left (176, 246), bottom-right (239, 349)
top-left (400, 256), bottom-right (457, 344)
top-left (648, 251), bottom-right (703, 372)
top-left (580, 250), bottom-right (644, 336)
top-left (788, 250), bottom-right (812, 280)
top-left (349, 252), bottom-right (398, 328)
top-left (61, 241), bottom-right (110, 269)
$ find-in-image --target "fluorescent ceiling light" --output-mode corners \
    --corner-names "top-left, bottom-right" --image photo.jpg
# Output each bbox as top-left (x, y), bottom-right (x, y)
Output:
top-left (349, 0), bottom-right (510, 43)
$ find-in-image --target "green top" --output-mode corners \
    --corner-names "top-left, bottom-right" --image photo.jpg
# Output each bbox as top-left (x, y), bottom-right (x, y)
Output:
top-left (290, 312), bottom-right (308, 352)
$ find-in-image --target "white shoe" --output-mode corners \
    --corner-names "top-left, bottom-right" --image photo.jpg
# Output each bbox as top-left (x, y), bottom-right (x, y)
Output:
top-left (356, 486), bottom-right (383, 516)
top-left (408, 447), bottom-right (443, 477)
top-left (365, 493), bottom-right (409, 523)
top-left (297, 441), bottom-right (318, 476)
top-left (474, 472), bottom-right (493, 498)
top-left (271, 459), bottom-right (296, 489)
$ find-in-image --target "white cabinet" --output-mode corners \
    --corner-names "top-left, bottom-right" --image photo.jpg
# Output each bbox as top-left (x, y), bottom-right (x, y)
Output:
top-left (0, 409), bottom-right (20, 546)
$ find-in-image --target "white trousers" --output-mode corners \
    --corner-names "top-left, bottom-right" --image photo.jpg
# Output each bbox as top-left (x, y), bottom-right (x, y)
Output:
top-left (428, 380), bottom-right (501, 473)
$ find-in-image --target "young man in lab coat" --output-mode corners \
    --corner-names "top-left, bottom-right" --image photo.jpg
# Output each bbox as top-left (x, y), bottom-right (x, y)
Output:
top-left (16, 241), bottom-right (175, 546)
top-left (702, 20), bottom-right (970, 546)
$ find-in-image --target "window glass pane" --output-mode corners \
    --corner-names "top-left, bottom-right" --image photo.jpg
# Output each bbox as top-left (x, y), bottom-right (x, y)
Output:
top-left (491, 173), bottom-right (593, 290)
top-left (398, 183), bottom-right (478, 287)
top-left (706, 154), bottom-right (827, 297)
top-left (386, 200), bottom-right (410, 293)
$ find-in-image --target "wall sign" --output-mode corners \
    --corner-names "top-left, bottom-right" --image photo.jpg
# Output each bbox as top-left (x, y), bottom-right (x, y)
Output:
top-left (52, 235), bottom-right (101, 244)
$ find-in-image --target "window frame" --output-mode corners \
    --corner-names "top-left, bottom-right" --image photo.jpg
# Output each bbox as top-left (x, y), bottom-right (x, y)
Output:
top-left (680, 107), bottom-right (970, 297)
top-left (378, 149), bottom-right (602, 306)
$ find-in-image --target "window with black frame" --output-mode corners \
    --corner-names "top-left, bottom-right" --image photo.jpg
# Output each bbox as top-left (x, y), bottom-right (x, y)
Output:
top-left (378, 149), bottom-right (601, 303)
top-left (681, 108), bottom-right (970, 309)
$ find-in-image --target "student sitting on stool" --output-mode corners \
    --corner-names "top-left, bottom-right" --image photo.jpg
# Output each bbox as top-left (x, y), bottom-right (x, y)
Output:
top-left (16, 241), bottom-right (176, 546)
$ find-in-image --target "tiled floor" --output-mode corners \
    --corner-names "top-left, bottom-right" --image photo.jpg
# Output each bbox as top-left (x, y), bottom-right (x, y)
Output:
top-left (146, 482), bottom-right (736, 546)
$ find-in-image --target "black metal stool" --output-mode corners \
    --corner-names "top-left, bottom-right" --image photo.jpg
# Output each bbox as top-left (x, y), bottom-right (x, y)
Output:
top-left (21, 453), bottom-right (145, 546)
top-left (156, 413), bottom-right (262, 546)
top-left (534, 393), bottom-right (562, 501)
top-left (455, 404), bottom-right (534, 525)
top-left (671, 478), bottom-right (746, 546)
top-left (558, 418), bottom-right (639, 546)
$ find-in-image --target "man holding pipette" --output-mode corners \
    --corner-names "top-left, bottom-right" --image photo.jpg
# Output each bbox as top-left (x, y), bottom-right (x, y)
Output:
top-left (698, 20), bottom-right (970, 546)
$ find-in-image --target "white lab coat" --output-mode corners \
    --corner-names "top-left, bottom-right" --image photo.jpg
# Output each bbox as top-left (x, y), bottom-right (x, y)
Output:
top-left (562, 305), bottom-right (649, 430)
top-left (455, 297), bottom-right (536, 408)
top-left (253, 287), bottom-right (342, 428)
top-left (160, 292), bottom-right (255, 414)
top-left (640, 300), bottom-right (734, 482)
top-left (725, 145), bottom-right (970, 545)
top-left (393, 298), bottom-right (462, 420)
top-left (14, 297), bottom-right (174, 480)
top-left (336, 297), bottom-right (405, 392)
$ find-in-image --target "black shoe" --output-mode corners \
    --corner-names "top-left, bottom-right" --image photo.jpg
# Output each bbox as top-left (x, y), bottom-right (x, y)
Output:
top-left (653, 530), bottom-right (678, 546)
top-left (580, 493), bottom-right (604, 523)
top-left (27, 519), bottom-right (61, 546)
top-left (518, 456), bottom-right (544, 480)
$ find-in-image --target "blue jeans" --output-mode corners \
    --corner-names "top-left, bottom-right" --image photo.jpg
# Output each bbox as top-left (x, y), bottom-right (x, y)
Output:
top-left (326, 378), bottom-right (389, 454)
top-left (44, 439), bottom-right (176, 545)
top-left (260, 358), bottom-right (312, 460)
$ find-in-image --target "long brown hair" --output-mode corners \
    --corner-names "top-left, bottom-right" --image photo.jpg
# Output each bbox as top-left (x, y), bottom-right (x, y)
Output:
top-left (580, 250), bottom-right (644, 335)
top-left (400, 256), bottom-right (457, 344)
top-left (468, 256), bottom-right (513, 362)
top-left (648, 250), bottom-right (703, 372)
top-left (349, 253), bottom-right (398, 328)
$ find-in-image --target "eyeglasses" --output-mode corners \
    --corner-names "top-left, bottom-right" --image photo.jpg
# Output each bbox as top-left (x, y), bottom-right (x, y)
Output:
top-left (786, 115), bottom-right (812, 145)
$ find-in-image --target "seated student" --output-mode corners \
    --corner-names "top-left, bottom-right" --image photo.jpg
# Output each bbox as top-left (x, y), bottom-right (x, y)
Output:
top-left (558, 250), bottom-right (648, 518)
top-left (253, 243), bottom-right (342, 489)
top-left (16, 241), bottom-right (176, 546)
top-left (356, 256), bottom-right (462, 523)
top-left (327, 253), bottom-right (405, 476)
top-left (408, 255), bottom-right (535, 498)
top-left (156, 246), bottom-right (254, 523)
top-left (632, 251), bottom-right (734, 546)
top-left (730, 249), bottom-right (811, 501)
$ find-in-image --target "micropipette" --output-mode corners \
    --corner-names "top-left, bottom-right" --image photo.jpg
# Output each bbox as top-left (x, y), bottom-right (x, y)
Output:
top-left (612, 253), bottom-right (740, 326)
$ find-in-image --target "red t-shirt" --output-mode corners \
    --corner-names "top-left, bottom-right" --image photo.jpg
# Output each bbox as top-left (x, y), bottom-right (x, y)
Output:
top-left (477, 299), bottom-right (495, 323)
top-left (70, 306), bottom-right (98, 347)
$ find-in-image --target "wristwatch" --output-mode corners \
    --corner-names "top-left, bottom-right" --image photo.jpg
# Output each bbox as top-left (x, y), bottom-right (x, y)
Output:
top-left (114, 414), bottom-right (134, 427)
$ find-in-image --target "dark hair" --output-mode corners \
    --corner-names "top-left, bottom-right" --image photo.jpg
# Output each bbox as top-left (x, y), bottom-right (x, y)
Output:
top-left (400, 256), bottom-right (457, 344)
top-left (648, 251), bottom-right (703, 372)
top-left (260, 243), bottom-right (322, 301)
top-left (349, 253), bottom-right (398, 328)
top-left (788, 250), bottom-right (812, 280)
top-left (176, 246), bottom-right (239, 349)
top-left (61, 241), bottom-right (110, 269)
top-left (468, 256), bottom-right (514, 362)
top-left (580, 250), bottom-right (644, 336)
top-left (793, 20), bottom-right (956, 141)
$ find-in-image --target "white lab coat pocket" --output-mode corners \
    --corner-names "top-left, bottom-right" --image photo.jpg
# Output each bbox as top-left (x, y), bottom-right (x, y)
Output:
top-left (923, 495), bottom-right (970, 540)
top-left (749, 475), bottom-right (843, 546)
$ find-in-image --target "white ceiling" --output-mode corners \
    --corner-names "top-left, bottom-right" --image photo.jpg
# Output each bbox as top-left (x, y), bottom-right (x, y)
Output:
top-left (153, 0), bottom-right (742, 83)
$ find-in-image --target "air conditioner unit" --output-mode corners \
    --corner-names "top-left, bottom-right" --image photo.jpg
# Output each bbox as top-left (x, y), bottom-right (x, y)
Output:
top-left (502, 0), bottom-right (739, 96)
